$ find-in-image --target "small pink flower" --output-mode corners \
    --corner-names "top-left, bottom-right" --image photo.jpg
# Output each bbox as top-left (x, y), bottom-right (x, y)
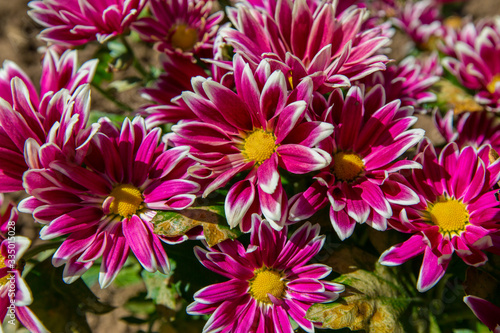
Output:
top-left (442, 19), bottom-right (500, 110)
top-left (0, 49), bottom-right (96, 193)
top-left (379, 143), bottom-right (500, 292)
top-left (187, 216), bottom-right (344, 333)
top-left (29, 0), bottom-right (147, 46)
top-left (19, 117), bottom-right (201, 288)
top-left (132, 0), bottom-right (223, 58)
top-left (290, 86), bottom-right (423, 240)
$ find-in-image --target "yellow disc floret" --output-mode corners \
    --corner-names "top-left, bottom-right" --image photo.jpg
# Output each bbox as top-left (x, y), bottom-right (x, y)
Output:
top-left (487, 74), bottom-right (500, 94)
top-left (333, 152), bottom-right (365, 182)
top-left (428, 199), bottom-right (469, 235)
top-left (249, 268), bottom-right (286, 304)
top-left (170, 23), bottom-right (198, 51)
top-left (242, 129), bottom-right (277, 164)
top-left (108, 184), bottom-right (143, 218)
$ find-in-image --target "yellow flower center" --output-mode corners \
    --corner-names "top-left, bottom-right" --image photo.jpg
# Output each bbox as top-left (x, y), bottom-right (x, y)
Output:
top-left (333, 152), bottom-right (365, 182)
top-left (108, 184), bottom-right (143, 218)
top-left (428, 199), bottom-right (469, 235)
top-left (249, 268), bottom-right (286, 304)
top-left (0, 255), bottom-right (10, 286)
top-left (170, 23), bottom-right (198, 51)
top-left (242, 129), bottom-right (277, 164)
top-left (487, 74), bottom-right (500, 94)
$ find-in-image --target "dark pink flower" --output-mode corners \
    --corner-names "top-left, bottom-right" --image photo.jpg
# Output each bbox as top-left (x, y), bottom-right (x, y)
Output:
top-left (220, 0), bottom-right (390, 91)
top-left (187, 216), bottom-right (344, 333)
top-left (28, 0), bottom-right (147, 46)
top-left (132, 0), bottom-right (223, 58)
top-left (380, 143), bottom-right (500, 292)
top-left (168, 55), bottom-right (333, 231)
top-left (19, 117), bottom-right (201, 287)
top-left (289, 86), bottom-right (424, 240)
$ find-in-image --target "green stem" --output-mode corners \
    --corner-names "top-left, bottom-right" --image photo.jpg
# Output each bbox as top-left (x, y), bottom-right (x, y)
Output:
top-left (91, 82), bottom-right (134, 112)
top-left (120, 35), bottom-right (149, 79)
top-left (24, 241), bottom-right (64, 260)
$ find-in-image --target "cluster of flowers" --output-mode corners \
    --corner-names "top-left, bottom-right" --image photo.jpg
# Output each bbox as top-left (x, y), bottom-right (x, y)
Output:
top-left (0, 0), bottom-right (500, 331)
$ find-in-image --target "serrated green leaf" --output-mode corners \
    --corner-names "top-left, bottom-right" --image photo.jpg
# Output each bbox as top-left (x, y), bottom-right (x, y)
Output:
top-left (113, 258), bottom-right (143, 288)
top-left (306, 246), bottom-right (411, 333)
top-left (142, 267), bottom-right (184, 311)
top-left (152, 201), bottom-right (240, 247)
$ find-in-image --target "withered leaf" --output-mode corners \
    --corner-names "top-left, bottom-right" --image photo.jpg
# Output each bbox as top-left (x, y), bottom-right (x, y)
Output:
top-left (152, 203), bottom-right (240, 247)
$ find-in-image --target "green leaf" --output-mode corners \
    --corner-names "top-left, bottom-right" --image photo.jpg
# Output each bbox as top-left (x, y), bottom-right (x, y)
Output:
top-left (25, 258), bottom-right (114, 332)
top-left (152, 201), bottom-right (241, 247)
top-left (306, 246), bottom-right (411, 333)
top-left (142, 260), bottom-right (185, 312)
top-left (113, 257), bottom-right (143, 288)
top-left (88, 110), bottom-right (128, 128)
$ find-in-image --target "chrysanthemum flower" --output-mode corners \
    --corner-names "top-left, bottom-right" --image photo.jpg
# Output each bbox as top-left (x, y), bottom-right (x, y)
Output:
top-left (442, 18), bottom-right (500, 110)
top-left (379, 143), bottom-right (500, 292)
top-left (168, 55), bottom-right (333, 231)
top-left (132, 0), bottom-right (223, 58)
top-left (393, 0), bottom-right (444, 49)
top-left (0, 49), bottom-right (97, 193)
top-left (28, 0), bottom-right (147, 46)
top-left (464, 295), bottom-right (500, 333)
top-left (19, 117), bottom-right (201, 288)
top-left (289, 86), bottom-right (424, 240)
top-left (0, 196), bottom-right (48, 333)
top-left (360, 53), bottom-right (442, 112)
top-left (220, 0), bottom-right (389, 91)
top-left (187, 216), bottom-right (344, 333)
top-left (434, 110), bottom-right (500, 153)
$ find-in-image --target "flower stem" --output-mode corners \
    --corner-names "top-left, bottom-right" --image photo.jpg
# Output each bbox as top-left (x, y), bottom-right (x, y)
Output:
top-left (91, 82), bottom-right (134, 112)
top-left (23, 241), bottom-right (64, 260)
top-left (120, 35), bottom-right (149, 80)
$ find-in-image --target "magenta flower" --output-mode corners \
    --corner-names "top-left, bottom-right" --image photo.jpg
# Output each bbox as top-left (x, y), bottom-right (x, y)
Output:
top-left (289, 86), bottom-right (424, 240)
top-left (0, 49), bottom-right (97, 193)
top-left (187, 216), bottom-right (344, 333)
top-left (360, 53), bottom-right (442, 112)
top-left (28, 0), bottom-right (147, 46)
top-left (168, 55), bottom-right (333, 231)
top-left (220, 0), bottom-right (389, 91)
top-left (442, 20), bottom-right (500, 110)
top-left (132, 0), bottom-right (223, 58)
top-left (0, 196), bottom-right (48, 333)
top-left (464, 295), bottom-right (500, 333)
top-left (379, 143), bottom-right (500, 292)
top-left (393, 0), bottom-right (444, 48)
top-left (19, 117), bottom-right (201, 288)
top-left (434, 110), bottom-right (500, 152)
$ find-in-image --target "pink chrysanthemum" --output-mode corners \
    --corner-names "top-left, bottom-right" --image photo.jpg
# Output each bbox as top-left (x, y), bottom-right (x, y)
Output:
top-left (360, 53), bottom-right (442, 112)
top-left (187, 216), bottom-right (344, 333)
top-left (442, 19), bottom-right (500, 110)
top-left (379, 143), bottom-right (500, 292)
top-left (167, 55), bottom-right (333, 231)
top-left (434, 110), bottom-right (500, 152)
top-left (0, 196), bottom-right (48, 333)
top-left (289, 86), bottom-right (424, 240)
top-left (132, 0), bottom-right (223, 58)
top-left (220, 0), bottom-right (390, 91)
top-left (393, 0), bottom-right (444, 48)
top-left (28, 0), bottom-right (147, 46)
top-left (0, 49), bottom-right (97, 192)
top-left (464, 296), bottom-right (500, 333)
top-left (19, 117), bottom-right (201, 288)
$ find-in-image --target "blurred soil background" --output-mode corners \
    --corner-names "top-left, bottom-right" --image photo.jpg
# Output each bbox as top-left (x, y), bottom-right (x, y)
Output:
top-left (1, 0), bottom-right (500, 332)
